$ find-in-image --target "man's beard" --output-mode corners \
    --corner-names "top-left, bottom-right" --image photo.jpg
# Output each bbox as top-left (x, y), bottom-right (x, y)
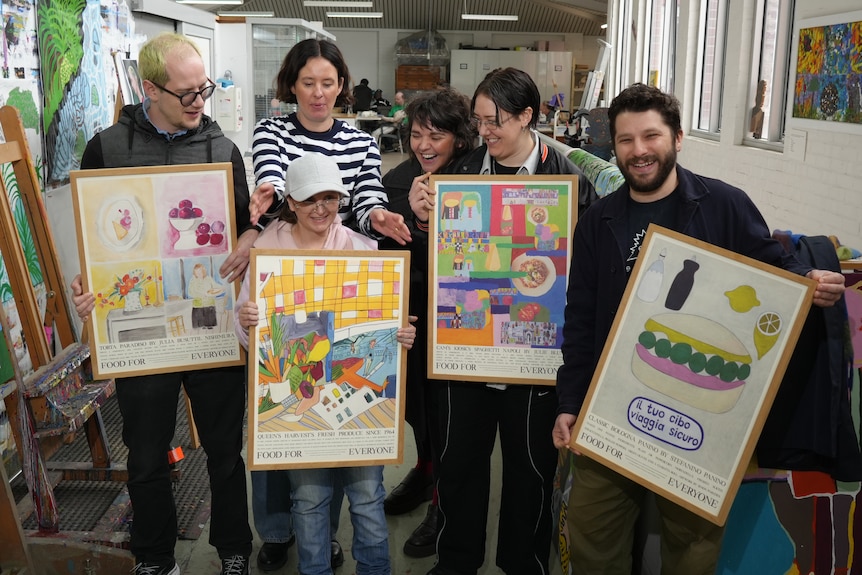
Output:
top-left (619, 147), bottom-right (677, 194)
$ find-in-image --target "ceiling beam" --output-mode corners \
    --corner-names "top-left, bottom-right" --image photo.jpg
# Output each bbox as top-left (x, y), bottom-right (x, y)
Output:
top-left (527, 0), bottom-right (606, 23)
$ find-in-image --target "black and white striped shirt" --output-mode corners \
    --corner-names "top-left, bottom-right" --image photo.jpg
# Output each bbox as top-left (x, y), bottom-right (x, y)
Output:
top-left (252, 113), bottom-right (388, 238)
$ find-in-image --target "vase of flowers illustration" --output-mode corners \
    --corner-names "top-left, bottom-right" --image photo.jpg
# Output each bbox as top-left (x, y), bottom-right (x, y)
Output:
top-left (97, 269), bottom-right (152, 314)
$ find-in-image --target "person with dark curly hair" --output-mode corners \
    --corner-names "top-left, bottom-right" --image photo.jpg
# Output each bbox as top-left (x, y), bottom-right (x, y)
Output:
top-left (380, 87), bottom-right (476, 558)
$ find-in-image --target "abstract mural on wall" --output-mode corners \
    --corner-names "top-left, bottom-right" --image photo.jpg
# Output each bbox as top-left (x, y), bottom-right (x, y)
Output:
top-left (37, 0), bottom-right (132, 186)
top-left (792, 11), bottom-right (862, 125)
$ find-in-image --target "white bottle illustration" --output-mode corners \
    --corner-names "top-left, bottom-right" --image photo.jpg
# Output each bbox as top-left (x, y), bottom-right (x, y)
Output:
top-left (637, 248), bottom-right (666, 302)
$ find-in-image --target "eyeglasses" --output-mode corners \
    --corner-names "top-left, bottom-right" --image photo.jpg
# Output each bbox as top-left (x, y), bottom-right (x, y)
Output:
top-left (470, 114), bottom-right (516, 130)
top-left (294, 197), bottom-right (344, 211)
top-left (151, 81), bottom-right (216, 106)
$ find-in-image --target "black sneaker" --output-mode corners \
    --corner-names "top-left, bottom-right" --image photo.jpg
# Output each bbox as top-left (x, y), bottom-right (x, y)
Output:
top-left (220, 555), bottom-right (250, 575)
top-left (384, 468), bottom-right (433, 515)
top-left (331, 539), bottom-right (345, 568)
top-left (132, 563), bottom-right (180, 575)
top-left (404, 503), bottom-right (438, 557)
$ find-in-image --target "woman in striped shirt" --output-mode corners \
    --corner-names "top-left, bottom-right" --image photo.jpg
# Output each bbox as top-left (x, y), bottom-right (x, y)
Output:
top-left (249, 38), bottom-right (411, 247)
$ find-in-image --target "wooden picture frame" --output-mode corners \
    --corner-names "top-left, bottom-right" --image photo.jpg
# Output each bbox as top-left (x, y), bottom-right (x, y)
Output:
top-left (427, 175), bottom-right (576, 385)
top-left (247, 249), bottom-right (410, 470)
top-left (71, 163), bottom-right (243, 379)
top-left (570, 226), bottom-right (815, 525)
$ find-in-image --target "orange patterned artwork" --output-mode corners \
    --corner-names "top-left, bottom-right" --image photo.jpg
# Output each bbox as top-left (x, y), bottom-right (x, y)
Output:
top-left (247, 249), bottom-right (410, 470)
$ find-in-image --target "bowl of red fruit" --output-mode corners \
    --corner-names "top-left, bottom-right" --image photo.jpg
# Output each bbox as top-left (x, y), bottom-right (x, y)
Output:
top-left (169, 199), bottom-right (204, 232)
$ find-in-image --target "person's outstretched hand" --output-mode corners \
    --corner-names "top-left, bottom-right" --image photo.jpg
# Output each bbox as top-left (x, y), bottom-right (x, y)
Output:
top-left (250, 182), bottom-right (276, 226)
top-left (371, 208), bottom-right (412, 245)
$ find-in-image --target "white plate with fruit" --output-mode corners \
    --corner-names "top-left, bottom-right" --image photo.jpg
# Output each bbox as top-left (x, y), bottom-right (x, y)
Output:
top-left (99, 197), bottom-right (143, 251)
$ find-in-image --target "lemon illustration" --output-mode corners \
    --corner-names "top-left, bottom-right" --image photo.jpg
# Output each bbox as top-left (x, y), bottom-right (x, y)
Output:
top-left (753, 311), bottom-right (782, 359)
top-left (725, 285), bottom-right (761, 312)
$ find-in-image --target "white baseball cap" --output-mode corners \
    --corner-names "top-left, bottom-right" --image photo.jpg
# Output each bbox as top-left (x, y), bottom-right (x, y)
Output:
top-left (286, 154), bottom-right (350, 202)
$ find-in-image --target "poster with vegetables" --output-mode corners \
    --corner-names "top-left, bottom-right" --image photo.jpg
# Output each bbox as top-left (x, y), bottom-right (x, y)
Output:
top-left (247, 249), bottom-right (410, 470)
top-left (571, 225), bottom-right (815, 525)
top-left (427, 175), bottom-right (576, 385)
top-left (71, 163), bottom-right (243, 378)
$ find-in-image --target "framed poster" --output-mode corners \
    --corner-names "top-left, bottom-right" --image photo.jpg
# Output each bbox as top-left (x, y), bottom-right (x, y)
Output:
top-left (114, 55), bottom-right (145, 106)
top-left (787, 9), bottom-right (862, 133)
top-left (427, 175), bottom-right (576, 385)
top-left (71, 163), bottom-right (243, 379)
top-left (571, 226), bottom-right (815, 525)
top-left (247, 249), bottom-right (410, 470)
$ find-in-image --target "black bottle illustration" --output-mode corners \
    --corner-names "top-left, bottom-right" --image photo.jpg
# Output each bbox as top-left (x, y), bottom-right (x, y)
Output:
top-left (665, 257), bottom-right (699, 310)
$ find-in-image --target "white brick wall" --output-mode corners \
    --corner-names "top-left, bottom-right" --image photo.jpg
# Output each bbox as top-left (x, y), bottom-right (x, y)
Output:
top-left (675, 0), bottom-right (862, 250)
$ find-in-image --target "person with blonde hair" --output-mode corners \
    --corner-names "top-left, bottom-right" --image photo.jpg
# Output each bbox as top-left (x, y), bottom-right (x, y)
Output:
top-left (70, 32), bottom-right (257, 575)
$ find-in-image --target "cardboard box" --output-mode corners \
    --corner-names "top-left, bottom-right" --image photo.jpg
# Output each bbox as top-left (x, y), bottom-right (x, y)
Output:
top-left (535, 40), bottom-right (549, 51)
top-left (548, 41), bottom-right (565, 51)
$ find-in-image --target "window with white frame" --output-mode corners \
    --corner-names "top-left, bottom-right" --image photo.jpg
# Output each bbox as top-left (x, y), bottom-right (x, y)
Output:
top-left (745, 0), bottom-right (794, 145)
top-left (692, 0), bottom-right (727, 135)
top-left (609, 0), bottom-right (634, 101)
top-left (644, 0), bottom-right (677, 93)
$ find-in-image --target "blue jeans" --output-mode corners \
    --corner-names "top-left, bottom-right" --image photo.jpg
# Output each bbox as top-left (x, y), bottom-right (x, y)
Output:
top-left (288, 466), bottom-right (390, 575)
top-left (251, 470), bottom-right (344, 543)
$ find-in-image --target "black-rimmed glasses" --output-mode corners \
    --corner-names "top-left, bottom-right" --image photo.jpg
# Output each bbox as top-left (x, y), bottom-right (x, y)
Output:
top-left (151, 81), bottom-right (216, 106)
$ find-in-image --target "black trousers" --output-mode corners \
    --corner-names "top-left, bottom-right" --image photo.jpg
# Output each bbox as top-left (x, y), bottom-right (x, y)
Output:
top-left (116, 366), bottom-right (252, 564)
top-left (435, 382), bottom-right (558, 574)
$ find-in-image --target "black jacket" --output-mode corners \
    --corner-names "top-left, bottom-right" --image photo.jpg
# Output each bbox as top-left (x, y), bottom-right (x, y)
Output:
top-left (380, 158), bottom-right (432, 434)
top-left (81, 104), bottom-right (255, 235)
top-left (450, 138), bottom-right (598, 216)
top-left (757, 235), bottom-right (862, 480)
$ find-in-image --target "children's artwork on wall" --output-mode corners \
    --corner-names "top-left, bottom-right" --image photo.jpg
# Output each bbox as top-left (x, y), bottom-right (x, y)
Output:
top-left (247, 250), bottom-right (410, 470)
top-left (38, 0), bottom-right (133, 185)
top-left (71, 162), bottom-right (243, 378)
top-left (427, 175), bottom-right (576, 385)
top-left (0, 0), bottom-right (42, 165)
top-left (789, 9), bottom-right (862, 130)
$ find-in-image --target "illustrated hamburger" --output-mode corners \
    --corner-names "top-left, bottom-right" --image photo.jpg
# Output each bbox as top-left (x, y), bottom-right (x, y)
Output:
top-left (631, 313), bottom-right (752, 413)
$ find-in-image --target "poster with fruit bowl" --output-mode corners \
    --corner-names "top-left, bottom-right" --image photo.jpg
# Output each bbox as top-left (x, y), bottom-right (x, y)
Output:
top-left (71, 162), bottom-right (244, 378)
top-left (427, 175), bottom-right (576, 385)
top-left (571, 225), bottom-right (815, 525)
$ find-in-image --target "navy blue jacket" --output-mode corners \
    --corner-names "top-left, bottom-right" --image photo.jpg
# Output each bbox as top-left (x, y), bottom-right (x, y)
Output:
top-left (556, 165), bottom-right (812, 416)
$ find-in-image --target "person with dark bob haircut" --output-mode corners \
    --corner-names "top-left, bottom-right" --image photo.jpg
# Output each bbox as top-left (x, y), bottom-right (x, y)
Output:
top-left (426, 68), bottom-right (596, 575)
top-left (553, 83), bottom-right (846, 575)
top-left (250, 39), bottom-right (411, 247)
top-left (379, 87), bottom-right (476, 559)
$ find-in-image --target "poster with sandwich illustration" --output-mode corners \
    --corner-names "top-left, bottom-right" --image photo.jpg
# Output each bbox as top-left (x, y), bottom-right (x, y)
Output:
top-left (571, 225), bottom-right (815, 525)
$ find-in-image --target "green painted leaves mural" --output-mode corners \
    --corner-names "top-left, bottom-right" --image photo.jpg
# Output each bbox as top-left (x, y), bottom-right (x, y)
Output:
top-left (38, 0), bottom-right (86, 133)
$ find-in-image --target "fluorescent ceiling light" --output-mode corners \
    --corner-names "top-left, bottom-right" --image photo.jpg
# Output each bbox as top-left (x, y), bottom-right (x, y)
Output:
top-left (177, 0), bottom-right (242, 4)
top-left (217, 10), bottom-right (274, 16)
top-left (326, 11), bottom-right (382, 18)
top-left (461, 13), bottom-right (518, 21)
top-left (600, 23), bottom-right (608, 29)
top-left (304, 1), bottom-right (373, 6)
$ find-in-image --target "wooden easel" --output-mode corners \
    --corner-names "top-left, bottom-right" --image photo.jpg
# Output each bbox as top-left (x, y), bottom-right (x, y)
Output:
top-left (0, 105), bottom-right (133, 572)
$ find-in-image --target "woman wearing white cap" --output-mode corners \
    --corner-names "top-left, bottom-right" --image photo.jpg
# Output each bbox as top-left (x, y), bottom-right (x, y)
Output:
top-left (235, 153), bottom-right (416, 575)
top-left (247, 38), bottom-right (411, 573)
